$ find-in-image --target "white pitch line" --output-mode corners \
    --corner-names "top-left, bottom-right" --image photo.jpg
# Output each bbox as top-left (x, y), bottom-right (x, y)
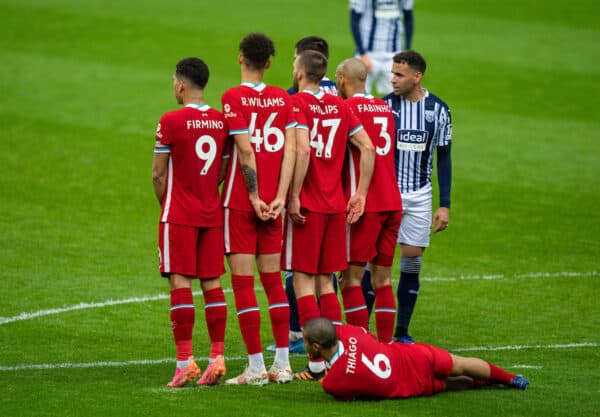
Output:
top-left (507, 365), bottom-right (543, 369)
top-left (451, 342), bottom-right (598, 352)
top-left (0, 342), bottom-right (595, 372)
top-left (0, 271), bottom-right (596, 326)
top-left (0, 355), bottom-right (249, 372)
top-left (422, 271), bottom-right (598, 282)
top-left (0, 288), bottom-right (236, 326)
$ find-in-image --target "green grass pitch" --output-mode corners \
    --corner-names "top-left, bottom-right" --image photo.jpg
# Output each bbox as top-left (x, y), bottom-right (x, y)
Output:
top-left (1, 0), bottom-right (599, 416)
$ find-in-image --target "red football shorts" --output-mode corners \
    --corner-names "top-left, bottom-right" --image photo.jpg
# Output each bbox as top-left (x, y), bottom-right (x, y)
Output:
top-left (410, 343), bottom-right (454, 395)
top-left (282, 210), bottom-right (347, 274)
top-left (158, 222), bottom-right (225, 279)
top-left (224, 208), bottom-right (283, 255)
top-left (349, 210), bottom-right (402, 266)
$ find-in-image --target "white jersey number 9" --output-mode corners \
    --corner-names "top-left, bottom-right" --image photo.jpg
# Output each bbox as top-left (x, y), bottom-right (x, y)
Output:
top-left (249, 112), bottom-right (285, 153)
top-left (195, 135), bottom-right (217, 175)
top-left (361, 352), bottom-right (392, 379)
top-left (373, 117), bottom-right (392, 156)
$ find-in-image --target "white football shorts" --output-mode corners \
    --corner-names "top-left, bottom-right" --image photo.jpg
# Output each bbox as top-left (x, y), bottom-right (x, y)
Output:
top-left (398, 184), bottom-right (432, 248)
top-left (361, 51), bottom-right (395, 95)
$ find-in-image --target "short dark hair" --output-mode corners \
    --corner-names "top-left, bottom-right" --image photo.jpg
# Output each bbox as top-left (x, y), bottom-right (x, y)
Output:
top-left (295, 36), bottom-right (329, 59)
top-left (393, 50), bottom-right (426, 74)
top-left (296, 50), bottom-right (327, 84)
top-left (304, 318), bottom-right (338, 349)
top-left (175, 57), bottom-right (209, 89)
top-left (239, 32), bottom-right (276, 69)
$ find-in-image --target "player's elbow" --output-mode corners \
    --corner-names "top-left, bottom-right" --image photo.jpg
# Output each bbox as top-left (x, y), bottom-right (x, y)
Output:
top-left (297, 141), bottom-right (311, 161)
top-left (238, 146), bottom-right (254, 164)
top-left (152, 166), bottom-right (165, 185)
top-left (361, 141), bottom-right (375, 158)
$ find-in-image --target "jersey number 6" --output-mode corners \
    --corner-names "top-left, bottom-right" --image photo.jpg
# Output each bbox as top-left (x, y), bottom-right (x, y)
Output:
top-left (361, 352), bottom-right (392, 379)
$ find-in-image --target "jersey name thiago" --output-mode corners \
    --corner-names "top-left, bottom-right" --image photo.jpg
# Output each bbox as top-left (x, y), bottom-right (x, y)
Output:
top-left (322, 324), bottom-right (441, 400)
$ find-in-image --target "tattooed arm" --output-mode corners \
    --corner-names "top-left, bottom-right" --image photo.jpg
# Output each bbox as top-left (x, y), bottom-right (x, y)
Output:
top-left (233, 133), bottom-right (269, 220)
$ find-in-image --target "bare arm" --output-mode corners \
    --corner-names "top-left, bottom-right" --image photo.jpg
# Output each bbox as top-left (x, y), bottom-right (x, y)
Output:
top-left (288, 127), bottom-right (310, 224)
top-left (219, 155), bottom-right (230, 185)
top-left (152, 153), bottom-right (170, 204)
top-left (347, 128), bottom-right (375, 224)
top-left (268, 127), bottom-right (297, 219)
top-left (233, 133), bottom-right (269, 220)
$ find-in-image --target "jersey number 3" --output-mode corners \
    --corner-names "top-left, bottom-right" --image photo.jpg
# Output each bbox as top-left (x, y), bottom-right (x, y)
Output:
top-left (373, 117), bottom-right (392, 156)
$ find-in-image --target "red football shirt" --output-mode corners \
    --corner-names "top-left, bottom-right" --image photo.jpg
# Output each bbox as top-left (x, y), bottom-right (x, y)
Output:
top-left (155, 104), bottom-right (228, 227)
top-left (293, 90), bottom-right (362, 213)
top-left (221, 82), bottom-right (296, 211)
top-left (345, 94), bottom-right (402, 212)
top-left (321, 324), bottom-right (451, 400)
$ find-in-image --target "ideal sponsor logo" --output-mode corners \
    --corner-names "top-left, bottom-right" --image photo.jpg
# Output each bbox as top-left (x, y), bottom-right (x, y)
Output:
top-left (397, 129), bottom-right (428, 152)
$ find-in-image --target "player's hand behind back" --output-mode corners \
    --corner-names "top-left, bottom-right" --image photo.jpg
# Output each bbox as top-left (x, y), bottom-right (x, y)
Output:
top-left (347, 193), bottom-right (366, 224)
top-left (250, 197), bottom-right (271, 221)
top-left (287, 196), bottom-right (306, 224)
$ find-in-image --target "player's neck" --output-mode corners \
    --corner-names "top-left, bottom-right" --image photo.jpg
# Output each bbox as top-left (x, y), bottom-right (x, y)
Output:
top-left (322, 344), bottom-right (339, 362)
top-left (347, 86), bottom-right (367, 97)
top-left (241, 67), bottom-right (265, 85)
top-left (300, 82), bottom-right (320, 93)
top-left (182, 94), bottom-right (204, 106)
top-left (403, 85), bottom-right (425, 102)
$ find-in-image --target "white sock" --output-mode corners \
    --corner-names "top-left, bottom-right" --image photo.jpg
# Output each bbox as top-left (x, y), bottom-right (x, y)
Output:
top-left (176, 359), bottom-right (189, 369)
top-left (274, 348), bottom-right (289, 367)
top-left (289, 331), bottom-right (303, 341)
top-left (308, 359), bottom-right (326, 373)
top-left (248, 353), bottom-right (265, 371)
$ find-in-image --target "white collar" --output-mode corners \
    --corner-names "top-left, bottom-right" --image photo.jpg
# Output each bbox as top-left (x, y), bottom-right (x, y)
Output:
top-left (327, 341), bottom-right (345, 366)
top-left (185, 103), bottom-right (210, 111)
top-left (241, 81), bottom-right (266, 91)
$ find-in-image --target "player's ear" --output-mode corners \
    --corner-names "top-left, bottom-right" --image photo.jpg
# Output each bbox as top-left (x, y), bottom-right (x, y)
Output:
top-left (264, 60), bottom-right (271, 70)
top-left (237, 54), bottom-right (243, 65)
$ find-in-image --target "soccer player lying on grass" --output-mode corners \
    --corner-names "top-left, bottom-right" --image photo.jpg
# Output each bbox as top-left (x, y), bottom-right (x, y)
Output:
top-left (302, 318), bottom-right (529, 401)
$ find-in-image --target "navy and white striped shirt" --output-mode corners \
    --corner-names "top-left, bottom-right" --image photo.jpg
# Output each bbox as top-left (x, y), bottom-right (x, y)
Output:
top-left (383, 89), bottom-right (452, 197)
top-left (350, 0), bottom-right (414, 54)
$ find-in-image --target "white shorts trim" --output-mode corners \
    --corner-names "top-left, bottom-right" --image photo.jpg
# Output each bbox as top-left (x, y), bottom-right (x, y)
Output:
top-left (398, 184), bottom-right (432, 248)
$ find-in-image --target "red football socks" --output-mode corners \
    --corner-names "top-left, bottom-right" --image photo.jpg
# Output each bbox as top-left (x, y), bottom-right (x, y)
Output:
top-left (232, 275), bottom-right (262, 354)
top-left (297, 294), bottom-right (320, 327)
top-left (203, 287), bottom-right (227, 358)
top-left (260, 271), bottom-right (290, 349)
top-left (487, 362), bottom-right (517, 385)
top-left (374, 284), bottom-right (396, 343)
top-left (341, 286), bottom-right (369, 329)
top-left (170, 288), bottom-right (195, 361)
top-left (319, 292), bottom-right (342, 324)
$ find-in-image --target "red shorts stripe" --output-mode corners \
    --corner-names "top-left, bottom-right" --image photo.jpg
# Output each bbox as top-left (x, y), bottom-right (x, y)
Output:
top-left (158, 222), bottom-right (225, 279)
top-left (349, 210), bottom-right (401, 266)
top-left (282, 210), bottom-right (347, 274)
top-left (224, 208), bottom-right (282, 255)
